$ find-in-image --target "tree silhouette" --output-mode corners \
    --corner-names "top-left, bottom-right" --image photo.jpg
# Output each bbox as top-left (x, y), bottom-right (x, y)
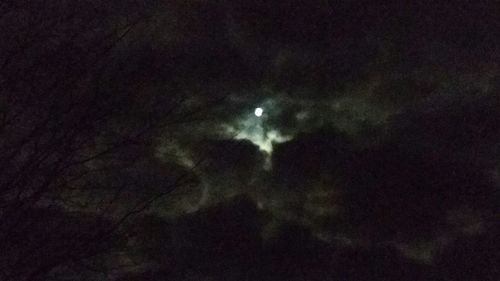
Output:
top-left (0, 2), bottom-right (204, 280)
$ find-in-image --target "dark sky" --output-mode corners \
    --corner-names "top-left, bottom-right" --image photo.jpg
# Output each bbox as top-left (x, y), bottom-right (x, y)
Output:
top-left (135, 1), bottom-right (500, 280)
top-left (2, 1), bottom-right (500, 280)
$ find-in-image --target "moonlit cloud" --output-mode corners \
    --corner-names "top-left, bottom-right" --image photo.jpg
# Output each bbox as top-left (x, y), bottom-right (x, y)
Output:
top-left (223, 108), bottom-right (291, 169)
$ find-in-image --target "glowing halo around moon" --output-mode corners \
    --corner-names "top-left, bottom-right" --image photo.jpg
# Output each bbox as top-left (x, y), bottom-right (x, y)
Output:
top-left (254, 107), bottom-right (264, 117)
top-left (222, 104), bottom-right (291, 170)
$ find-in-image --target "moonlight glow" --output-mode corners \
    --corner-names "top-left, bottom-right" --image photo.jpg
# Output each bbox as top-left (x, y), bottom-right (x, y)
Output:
top-left (223, 102), bottom-right (291, 169)
top-left (254, 107), bottom-right (264, 117)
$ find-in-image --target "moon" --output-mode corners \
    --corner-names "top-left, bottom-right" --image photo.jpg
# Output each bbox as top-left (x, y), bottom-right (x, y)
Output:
top-left (254, 107), bottom-right (264, 117)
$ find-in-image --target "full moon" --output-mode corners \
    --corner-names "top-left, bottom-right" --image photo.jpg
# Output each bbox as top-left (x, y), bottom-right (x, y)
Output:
top-left (254, 107), bottom-right (264, 117)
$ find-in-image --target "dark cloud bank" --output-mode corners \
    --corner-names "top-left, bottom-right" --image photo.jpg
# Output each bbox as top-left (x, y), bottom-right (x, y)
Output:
top-left (1, 0), bottom-right (500, 281)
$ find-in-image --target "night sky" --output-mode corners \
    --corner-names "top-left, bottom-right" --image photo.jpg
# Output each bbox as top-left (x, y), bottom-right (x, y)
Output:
top-left (0, 1), bottom-right (499, 281)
